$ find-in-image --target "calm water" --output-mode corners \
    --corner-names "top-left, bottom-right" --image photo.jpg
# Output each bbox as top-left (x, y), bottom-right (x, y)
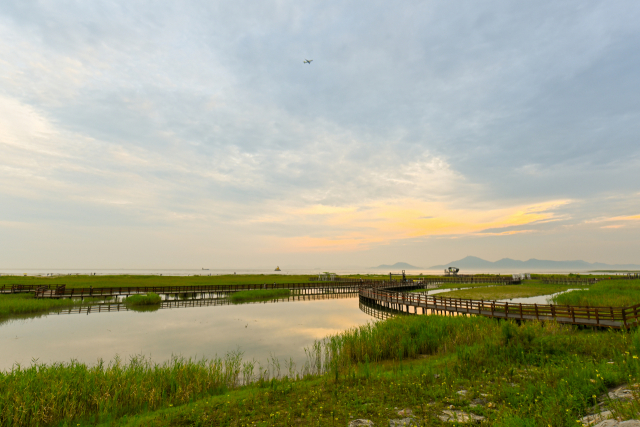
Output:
top-left (0, 295), bottom-right (377, 371)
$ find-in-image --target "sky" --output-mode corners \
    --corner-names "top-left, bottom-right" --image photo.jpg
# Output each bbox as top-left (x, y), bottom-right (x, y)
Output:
top-left (1, 1), bottom-right (639, 269)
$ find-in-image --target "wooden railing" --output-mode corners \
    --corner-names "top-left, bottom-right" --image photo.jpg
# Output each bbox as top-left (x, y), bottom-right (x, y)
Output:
top-left (360, 286), bottom-right (640, 329)
top-left (33, 281), bottom-right (376, 298)
top-left (0, 284), bottom-right (61, 293)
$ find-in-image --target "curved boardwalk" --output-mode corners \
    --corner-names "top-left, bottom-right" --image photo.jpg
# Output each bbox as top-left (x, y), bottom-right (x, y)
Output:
top-left (360, 282), bottom-right (640, 329)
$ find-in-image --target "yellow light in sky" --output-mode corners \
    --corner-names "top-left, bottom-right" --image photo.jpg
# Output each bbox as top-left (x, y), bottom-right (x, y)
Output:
top-left (274, 199), bottom-right (572, 252)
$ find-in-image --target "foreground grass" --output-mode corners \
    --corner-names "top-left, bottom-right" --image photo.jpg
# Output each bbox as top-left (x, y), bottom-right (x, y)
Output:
top-left (553, 279), bottom-right (640, 307)
top-left (435, 280), bottom-right (581, 300)
top-left (0, 293), bottom-right (100, 318)
top-left (230, 289), bottom-right (291, 303)
top-left (3, 315), bottom-right (640, 426)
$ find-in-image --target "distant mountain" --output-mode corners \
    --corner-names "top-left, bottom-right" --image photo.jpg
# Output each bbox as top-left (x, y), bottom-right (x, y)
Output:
top-left (429, 256), bottom-right (640, 271)
top-left (371, 262), bottom-right (422, 270)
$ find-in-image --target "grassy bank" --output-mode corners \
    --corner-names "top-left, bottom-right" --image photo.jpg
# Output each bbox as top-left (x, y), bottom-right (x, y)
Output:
top-left (230, 289), bottom-right (291, 303)
top-left (0, 293), bottom-right (101, 318)
top-left (2, 315), bottom-right (640, 426)
top-left (0, 274), bottom-right (319, 289)
top-left (410, 283), bottom-right (502, 293)
top-left (435, 280), bottom-right (581, 300)
top-left (123, 292), bottom-right (162, 306)
top-left (553, 279), bottom-right (640, 307)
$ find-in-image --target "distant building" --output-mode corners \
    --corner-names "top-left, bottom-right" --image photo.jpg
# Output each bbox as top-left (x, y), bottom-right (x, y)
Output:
top-left (317, 272), bottom-right (336, 281)
top-left (444, 267), bottom-right (459, 276)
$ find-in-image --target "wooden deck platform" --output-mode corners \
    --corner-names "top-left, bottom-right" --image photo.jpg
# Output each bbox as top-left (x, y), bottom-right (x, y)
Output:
top-left (360, 284), bottom-right (640, 329)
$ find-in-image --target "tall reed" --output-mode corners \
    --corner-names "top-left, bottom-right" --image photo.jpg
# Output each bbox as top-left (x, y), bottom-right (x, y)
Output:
top-left (0, 353), bottom-right (243, 426)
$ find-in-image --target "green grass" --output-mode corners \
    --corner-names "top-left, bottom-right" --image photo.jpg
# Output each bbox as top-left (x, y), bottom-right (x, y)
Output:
top-left (553, 279), bottom-right (640, 307)
top-left (435, 280), bottom-right (582, 300)
top-left (123, 292), bottom-right (162, 306)
top-left (3, 315), bottom-right (640, 426)
top-left (230, 289), bottom-right (291, 303)
top-left (0, 274), bottom-right (320, 289)
top-left (0, 293), bottom-right (102, 318)
top-left (410, 283), bottom-right (503, 293)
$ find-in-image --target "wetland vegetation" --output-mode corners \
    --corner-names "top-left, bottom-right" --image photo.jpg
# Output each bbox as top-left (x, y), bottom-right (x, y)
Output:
top-left (0, 293), bottom-right (103, 318)
top-left (3, 274), bottom-right (640, 426)
top-left (123, 292), bottom-right (162, 306)
top-left (434, 280), bottom-right (584, 300)
top-left (553, 278), bottom-right (640, 307)
top-left (2, 315), bottom-right (640, 426)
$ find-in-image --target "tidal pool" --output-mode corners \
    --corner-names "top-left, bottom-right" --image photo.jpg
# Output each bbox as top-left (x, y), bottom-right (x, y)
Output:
top-left (0, 294), bottom-right (376, 371)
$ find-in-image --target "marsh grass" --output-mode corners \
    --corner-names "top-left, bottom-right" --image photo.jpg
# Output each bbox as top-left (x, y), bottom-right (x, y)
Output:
top-left (553, 279), bottom-right (640, 307)
top-left (0, 293), bottom-right (100, 318)
top-left (230, 289), bottom-right (291, 303)
top-left (435, 281), bottom-right (581, 300)
top-left (0, 274), bottom-right (336, 289)
top-left (123, 292), bottom-right (161, 306)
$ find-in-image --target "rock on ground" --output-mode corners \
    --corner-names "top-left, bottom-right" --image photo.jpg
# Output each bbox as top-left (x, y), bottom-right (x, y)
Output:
top-left (581, 411), bottom-right (613, 426)
top-left (438, 410), bottom-right (485, 423)
top-left (608, 385), bottom-right (636, 401)
top-left (389, 418), bottom-right (419, 427)
top-left (349, 420), bottom-right (374, 427)
top-left (594, 420), bottom-right (640, 427)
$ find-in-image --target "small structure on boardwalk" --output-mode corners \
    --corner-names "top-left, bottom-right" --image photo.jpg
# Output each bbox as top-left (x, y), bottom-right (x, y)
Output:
top-left (444, 267), bottom-right (459, 276)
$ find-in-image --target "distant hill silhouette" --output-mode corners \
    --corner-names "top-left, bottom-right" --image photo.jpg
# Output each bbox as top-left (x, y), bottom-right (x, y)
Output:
top-left (371, 262), bottom-right (422, 270)
top-left (429, 256), bottom-right (640, 271)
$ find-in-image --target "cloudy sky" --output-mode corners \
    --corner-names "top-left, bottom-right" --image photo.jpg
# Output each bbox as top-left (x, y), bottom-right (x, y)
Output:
top-left (1, 1), bottom-right (639, 269)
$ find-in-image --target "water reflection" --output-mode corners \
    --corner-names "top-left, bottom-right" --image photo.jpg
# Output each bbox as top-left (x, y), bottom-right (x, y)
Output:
top-left (0, 293), bottom-right (372, 371)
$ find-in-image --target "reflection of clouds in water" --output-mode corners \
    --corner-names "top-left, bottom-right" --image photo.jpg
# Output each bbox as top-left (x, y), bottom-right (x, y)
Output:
top-left (0, 297), bottom-right (373, 370)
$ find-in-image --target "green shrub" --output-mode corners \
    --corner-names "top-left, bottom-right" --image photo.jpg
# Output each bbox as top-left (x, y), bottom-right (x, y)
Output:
top-left (123, 292), bottom-right (161, 306)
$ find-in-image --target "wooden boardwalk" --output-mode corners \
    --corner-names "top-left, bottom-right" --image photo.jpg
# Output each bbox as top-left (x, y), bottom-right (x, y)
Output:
top-left (29, 281), bottom-right (373, 299)
top-left (360, 284), bottom-right (640, 329)
top-left (18, 276), bottom-right (516, 299)
top-left (46, 292), bottom-right (358, 316)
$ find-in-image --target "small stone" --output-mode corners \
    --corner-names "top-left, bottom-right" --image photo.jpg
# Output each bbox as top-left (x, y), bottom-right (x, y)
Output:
top-left (619, 421), bottom-right (640, 427)
top-left (608, 386), bottom-right (635, 401)
top-left (581, 411), bottom-right (613, 426)
top-left (456, 390), bottom-right (468, 396)
top-left (389, 418), bottom-right (419, 427)
top-left (349, 420), bottom-right (375, 427)
top-left (593, 421), bottom-right (618, 427)
top-left (438, 410), bottom-right (485, 423)
top-left (469, 398), bottom-right (486, 408)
